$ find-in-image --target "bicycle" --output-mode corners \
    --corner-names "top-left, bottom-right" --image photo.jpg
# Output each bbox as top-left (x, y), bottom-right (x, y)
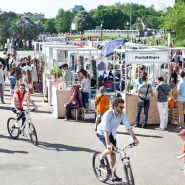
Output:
top-left (92, 143), bottom-right (135, 185)
top-left (7, 108), bottom-right (38, 146)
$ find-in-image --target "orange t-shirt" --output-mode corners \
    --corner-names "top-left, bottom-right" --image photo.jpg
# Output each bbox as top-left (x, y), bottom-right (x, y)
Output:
top-left (95, 93), bottom-right (109, 114)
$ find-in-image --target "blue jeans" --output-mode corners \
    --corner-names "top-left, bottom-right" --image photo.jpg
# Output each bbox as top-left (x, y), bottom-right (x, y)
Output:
top-left (135, 100), bottom-right (150, 128)
top-left (11, 108), bottom-right (26, 126)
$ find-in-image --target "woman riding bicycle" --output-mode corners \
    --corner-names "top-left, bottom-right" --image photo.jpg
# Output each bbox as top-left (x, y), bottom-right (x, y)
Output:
top-left (96, 98), bottom-right (139, 182)
top-left (10, 83), bottom-right (30, 136)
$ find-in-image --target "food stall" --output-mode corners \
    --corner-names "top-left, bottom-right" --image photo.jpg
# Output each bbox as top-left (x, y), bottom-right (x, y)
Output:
top-left (123, 49), bottom-right (170, 125)
top-left (50, 47), bottom-right (99, 118)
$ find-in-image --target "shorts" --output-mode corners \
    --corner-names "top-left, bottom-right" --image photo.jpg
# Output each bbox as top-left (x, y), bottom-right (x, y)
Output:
top-left (95, 113), bottom-right (103, 123)
top-left (97, 133), bottom-right (116, 148)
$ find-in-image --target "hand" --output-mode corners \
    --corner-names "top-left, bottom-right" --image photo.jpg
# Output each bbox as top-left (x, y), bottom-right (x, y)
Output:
top-left (16, 110), bottom-right (21, 114)
top-left (106, 144), bottom-right (112, 151)
top-left (133, 139), bottom-right (139, 145)
top-left (177, 156), bottom-right (182, 160)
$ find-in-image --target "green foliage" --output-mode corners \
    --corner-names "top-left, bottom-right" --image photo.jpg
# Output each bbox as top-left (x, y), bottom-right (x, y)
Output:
top-left (162, 2), bottom-right (185, 40)
top-left (55, 9), bottom-right (77, 33)
top-left (74, 11), bottom-right (94, 32)
top-left (0, 10), bottom-right (17, 44)
top-left (50, 66), bottom-right (63, 77)
top-left (14, 17), bottom-right (44, 40)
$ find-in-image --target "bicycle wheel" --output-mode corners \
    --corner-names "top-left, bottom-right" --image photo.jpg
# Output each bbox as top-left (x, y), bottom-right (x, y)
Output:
top-left (7, 117), bottom-right (20, 139)
top-left (123, 162), bottom-right (135, 185)
top-left (92, 152), bottom-right (110, 182)
top-left (28, 123), bottom-right (38, 146)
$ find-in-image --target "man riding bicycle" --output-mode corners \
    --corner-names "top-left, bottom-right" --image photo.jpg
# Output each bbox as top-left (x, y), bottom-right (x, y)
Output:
top-left (11, 83), bottom-right (30, 136)
top-left (96, 98), bottom-right (139, 182)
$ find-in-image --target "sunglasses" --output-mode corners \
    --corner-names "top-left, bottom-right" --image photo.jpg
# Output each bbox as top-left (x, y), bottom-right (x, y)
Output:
top-left (117, 106), bottom-right (124, 109)
top-left (19, 87), bottom-right (25, 90)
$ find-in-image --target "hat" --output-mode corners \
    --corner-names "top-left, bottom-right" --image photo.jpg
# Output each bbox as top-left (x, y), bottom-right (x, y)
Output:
top-left (179, 129), bottom-right (185, 136)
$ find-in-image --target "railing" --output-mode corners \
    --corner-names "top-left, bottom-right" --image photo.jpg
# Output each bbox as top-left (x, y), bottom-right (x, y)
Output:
top-left (84, 30), bottom-right (139, 36)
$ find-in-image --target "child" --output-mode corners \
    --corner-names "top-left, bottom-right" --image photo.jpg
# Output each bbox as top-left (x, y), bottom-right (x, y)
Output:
top-left (9, 70), bottom-right (16, 97)
top-left (94, 86), bottom-right (109, 131)
top-left (177, 129), bottom-right (185, 175)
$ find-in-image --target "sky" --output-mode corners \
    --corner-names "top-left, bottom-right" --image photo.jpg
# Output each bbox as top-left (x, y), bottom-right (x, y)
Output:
top-left (0, 0), bottom-right (175, 18)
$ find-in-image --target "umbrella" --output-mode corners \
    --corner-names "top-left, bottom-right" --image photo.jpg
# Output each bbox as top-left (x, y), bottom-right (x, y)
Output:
top-left (101, 38), bottom-right (126, 57)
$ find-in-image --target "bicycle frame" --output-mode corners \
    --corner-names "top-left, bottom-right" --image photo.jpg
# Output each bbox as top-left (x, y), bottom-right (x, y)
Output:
top-left (18, 109), bottom-right (34, 129)
top-left (111, 144), bottom-right (134, 175)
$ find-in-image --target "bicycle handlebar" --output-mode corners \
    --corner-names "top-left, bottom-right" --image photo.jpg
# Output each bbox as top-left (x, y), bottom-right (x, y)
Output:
top-left (114, 142), bottom-right (136, 152)
top-left (24, 108), bottom-right (35, 114)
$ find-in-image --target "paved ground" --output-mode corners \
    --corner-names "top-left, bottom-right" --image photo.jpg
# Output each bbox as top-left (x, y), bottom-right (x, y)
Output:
top-left (0, 51), bottom-right (184, 185)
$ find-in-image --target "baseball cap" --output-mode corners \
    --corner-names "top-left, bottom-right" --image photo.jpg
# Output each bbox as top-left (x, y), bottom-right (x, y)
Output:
top-left (179, 129), bottom-right (185, 136)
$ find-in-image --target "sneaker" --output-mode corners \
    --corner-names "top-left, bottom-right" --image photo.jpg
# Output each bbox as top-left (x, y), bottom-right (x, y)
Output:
top-left (111, 176), bottom-right (122, 182)
top-left (177, 126), bottom-right (183, 130)
top-left (21, 129), bottom-right (27, 137)
top-left (155, 127), bottom-right (164, 131)
top-left (1, 101), bottom-right (5, 104)
top-left (99, 159), bottom-right (106, 168)
top-left (14, 121), bottom-right (20, 128)
top-left (64, 118), bottom-right (69, 121)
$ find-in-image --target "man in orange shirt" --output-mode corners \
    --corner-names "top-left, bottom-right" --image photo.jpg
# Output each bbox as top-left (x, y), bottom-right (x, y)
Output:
top-left (95, 86), bottom-right (109, 131)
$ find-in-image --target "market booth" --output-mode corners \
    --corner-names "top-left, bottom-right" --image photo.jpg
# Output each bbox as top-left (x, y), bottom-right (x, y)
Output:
top-left (48, 47), bottom-right (99, 118)
top-left (123, 49), bottom-right (170, 125)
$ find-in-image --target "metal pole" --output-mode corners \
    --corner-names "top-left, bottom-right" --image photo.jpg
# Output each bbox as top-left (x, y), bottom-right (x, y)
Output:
top-left (101, 28), bottom-right (103, 42)
top-left (130, 1), bottom-right (132, 31)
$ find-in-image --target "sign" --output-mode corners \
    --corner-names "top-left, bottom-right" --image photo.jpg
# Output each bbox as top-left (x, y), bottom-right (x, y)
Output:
top-left (125, 50), bottom-right (169, 64)
top-left (95, 26), bottom-right (102, 30)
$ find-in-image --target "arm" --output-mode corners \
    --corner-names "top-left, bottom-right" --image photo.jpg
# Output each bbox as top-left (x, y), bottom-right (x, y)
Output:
top-left (67, 91), bottom-right (76, 104)
top-left (177, 153), bottom-right (185, 160)
top-left (13, 96), bottom-right (20, 113)
top-left (122, 113), bottom-right (139, 145)
top-left (27, 95), bottom-right (30, 110)
top-left (104, 132), bottom-right (112, 150)
top-left (128, 128), bottom-right (139, 145)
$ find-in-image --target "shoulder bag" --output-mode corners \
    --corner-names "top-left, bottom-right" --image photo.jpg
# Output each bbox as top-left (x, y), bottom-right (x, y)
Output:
top-left (138, 84), bottom-right (149, 107)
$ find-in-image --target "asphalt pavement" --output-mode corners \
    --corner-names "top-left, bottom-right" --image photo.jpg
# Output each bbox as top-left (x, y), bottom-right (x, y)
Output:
top-left (0, 51), bottom-right (184, 185)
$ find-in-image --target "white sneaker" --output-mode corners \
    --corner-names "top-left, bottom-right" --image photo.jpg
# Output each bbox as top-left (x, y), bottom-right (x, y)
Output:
top-left (155, 127), bottom-right (164, 131)
top-left (21, 129), bottom-right (27, 137)
top-left (14, 121), bottom-right (20, 127)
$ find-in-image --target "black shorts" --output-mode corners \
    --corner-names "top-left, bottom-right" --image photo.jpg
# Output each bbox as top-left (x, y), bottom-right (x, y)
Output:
top-left (97, 133), bottom-right (116, 148)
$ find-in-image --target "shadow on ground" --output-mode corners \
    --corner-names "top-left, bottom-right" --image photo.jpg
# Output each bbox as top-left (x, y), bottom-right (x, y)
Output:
top-left (38, 140), bottom-right (97, 153)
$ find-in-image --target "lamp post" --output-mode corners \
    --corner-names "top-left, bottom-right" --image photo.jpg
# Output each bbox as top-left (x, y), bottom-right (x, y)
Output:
top-left (100, 23), bottom-right (103, 42)
top-left (126, 22), bottom-right (129, 40)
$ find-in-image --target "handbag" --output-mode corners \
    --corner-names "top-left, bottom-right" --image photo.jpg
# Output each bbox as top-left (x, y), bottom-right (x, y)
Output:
top-left (138, 85), bottom-right (149, 107)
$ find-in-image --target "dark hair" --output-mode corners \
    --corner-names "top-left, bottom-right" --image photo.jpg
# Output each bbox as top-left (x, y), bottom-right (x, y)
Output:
top-left (62, 64), bottom-right (68, 68)
top-left (10, 70), bottom-right (16, 76)
top-left (141, 75), bottom-right (147, 82)
top-left (112, 98), bottom-right (124, 109)
top-left (19, 83), bottom-right (25, 88)
top-left (180, 71), bottom-right (185, 78)
top-left (158, 77), bottom-right (164, 81)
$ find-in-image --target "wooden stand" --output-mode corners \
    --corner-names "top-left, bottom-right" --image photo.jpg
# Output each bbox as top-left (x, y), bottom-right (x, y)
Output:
top-left (168, 108), bottom-right (179, 124)
top-left (52, 86), bottom-right (72, 118)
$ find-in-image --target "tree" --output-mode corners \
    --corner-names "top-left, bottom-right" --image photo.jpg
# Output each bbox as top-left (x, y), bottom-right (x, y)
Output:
top-left (44, 18), bottom-right (57, 34)
top-left (0, 10), bottom-right (17, 44)
top-left (13, 16), bottom-right (44, 40)
top-left (74, 11), bottom-right (94, 32)
top-left (55, 9), bottom-right (76, 33)
top-left (163, 2), bottom-right (185, 40)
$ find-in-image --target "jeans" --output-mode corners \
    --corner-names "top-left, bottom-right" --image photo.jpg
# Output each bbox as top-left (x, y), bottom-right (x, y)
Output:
top-left (178, 101), bottom-right (185, 128)
top-left (157, 101), bottom-right (168, 129)
top-left (81, 91), bottom-right (89, 107)
top-left (0, 83), bottom-right (4, 101)
top-left (11, 108), bottom-right (26, 126)
top-left (135, 101), bottom-right (150, 128)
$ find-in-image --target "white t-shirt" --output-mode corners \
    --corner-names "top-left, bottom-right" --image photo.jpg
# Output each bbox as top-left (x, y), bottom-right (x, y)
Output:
top-left (23, 65), bottom-right (32, 72)
top-left (81, 78), bottom-right (89, 92)
top-left (11, 92), bottom-right (29, 108)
